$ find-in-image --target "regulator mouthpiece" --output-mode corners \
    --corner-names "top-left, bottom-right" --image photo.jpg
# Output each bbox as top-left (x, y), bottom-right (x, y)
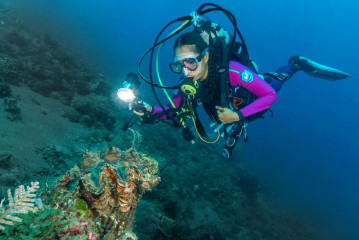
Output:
top-left (180, 77), bottom-right (199, 96)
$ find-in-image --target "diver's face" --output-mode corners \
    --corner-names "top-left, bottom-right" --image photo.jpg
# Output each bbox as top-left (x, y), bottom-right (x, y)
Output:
top-left (174, 45), bottom-right (209, 81)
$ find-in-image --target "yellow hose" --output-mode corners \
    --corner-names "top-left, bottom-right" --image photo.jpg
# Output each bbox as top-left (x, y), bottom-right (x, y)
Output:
top-left (190, 115), bottom-right (220, 144)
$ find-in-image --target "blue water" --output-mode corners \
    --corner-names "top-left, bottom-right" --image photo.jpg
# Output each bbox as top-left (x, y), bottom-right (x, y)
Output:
top-left (7, 0), bottom-right (359, 239)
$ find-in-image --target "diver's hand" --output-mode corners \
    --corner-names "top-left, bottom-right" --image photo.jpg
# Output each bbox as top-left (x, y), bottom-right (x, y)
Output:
top-left (216, 106), bottom-right (240, 124)
top-left (129, 101), bottom-right (153, 116)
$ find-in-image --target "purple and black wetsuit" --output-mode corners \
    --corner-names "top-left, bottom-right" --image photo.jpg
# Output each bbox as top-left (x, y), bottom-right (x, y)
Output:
top-left (152, 60), bottom-right (296, 120)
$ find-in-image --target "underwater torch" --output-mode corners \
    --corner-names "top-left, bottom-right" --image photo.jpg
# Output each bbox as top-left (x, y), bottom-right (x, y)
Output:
top-left (117, 73), bottom-right (156, 130)
top-left (117, 82), bottom-right (137, 103)
top-left (116, 72), bottom-right (146, 112)
top-left (117, 72), bottom-right (140, 102)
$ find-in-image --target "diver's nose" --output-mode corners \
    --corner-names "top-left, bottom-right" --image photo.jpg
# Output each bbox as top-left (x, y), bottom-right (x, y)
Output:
top-left (182, 68), bottom-right (192, 77)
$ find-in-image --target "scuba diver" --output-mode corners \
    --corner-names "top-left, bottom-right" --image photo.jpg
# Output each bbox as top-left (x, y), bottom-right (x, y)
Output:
top-left (125, 3), bottom-right (350, 159)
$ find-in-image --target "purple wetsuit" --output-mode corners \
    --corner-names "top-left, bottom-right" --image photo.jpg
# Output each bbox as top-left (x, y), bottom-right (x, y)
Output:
top-left (228, 61), bottom-right (277, 118)
top-left (153, 60), bottom-right (279, 120)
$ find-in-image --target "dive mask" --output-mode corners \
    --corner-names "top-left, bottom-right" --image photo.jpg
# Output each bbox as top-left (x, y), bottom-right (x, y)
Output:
top-left (169, 48), bottom-right (209, 74)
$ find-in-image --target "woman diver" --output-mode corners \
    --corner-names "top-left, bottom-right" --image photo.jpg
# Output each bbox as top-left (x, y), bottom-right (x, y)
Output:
top-left (129, 5), bottom-right (350, 159)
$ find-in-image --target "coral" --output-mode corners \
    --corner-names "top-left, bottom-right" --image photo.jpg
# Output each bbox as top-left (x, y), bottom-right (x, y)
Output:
top-left (57, 212), bottom-right (99, 240)
top-left (119, 230), bottom-right (138, 240)
top-left (0, 11), bottom-right (115, 129)
top-left (75, 199), bottom-right (88, 214)
top-left (0, 81), bottom-right (12, 98)
top-left (0, 182), bottom-right (40, 231)
top-left (71, 93), bottom-right (109, 120)
top-left (0, 207), bottom-right (100, 239)
top-left (42, 147), bottom-right (160, 239)
top-left (0, 56), bottom-right (18, 83)
top-left (2, 96), bottom-right (22, 121)
top-left (69, 93), bottom-right (118, 129)
top-left (2, 96), bottom-right (20, 114)
top-left (62, 107), bottom-right (81, 123)
top-left (1, 145), bottom-right (160, 239)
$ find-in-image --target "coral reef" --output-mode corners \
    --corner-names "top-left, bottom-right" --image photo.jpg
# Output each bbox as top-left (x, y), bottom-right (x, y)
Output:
top-left (71, 94), bottom-right (110, 122)
top-left (0, 8), bottom-right (116, 129)
top-left (1, 207), bottom-right (100, 239)
top-left (1, 144), bottom-right (160, 239)
top-left (6, 144), bottom-right (159, 239)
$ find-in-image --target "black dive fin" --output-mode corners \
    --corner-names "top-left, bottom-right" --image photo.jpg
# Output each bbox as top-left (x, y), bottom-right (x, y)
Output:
top-left (289, 56), bottom-right (350, 81)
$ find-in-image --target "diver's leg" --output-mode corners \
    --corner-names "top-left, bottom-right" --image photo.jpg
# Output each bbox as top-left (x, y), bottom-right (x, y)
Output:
top-left (262, 63), bottom-right (295, 92)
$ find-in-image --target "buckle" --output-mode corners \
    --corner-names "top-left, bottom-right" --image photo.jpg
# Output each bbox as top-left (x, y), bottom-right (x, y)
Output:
top-left (226, 137), bottom-right (236, 147)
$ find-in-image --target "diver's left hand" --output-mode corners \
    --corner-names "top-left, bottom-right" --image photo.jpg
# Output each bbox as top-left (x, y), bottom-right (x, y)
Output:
top-left (216, 106), bottom-right (240, 124)
top-left (129, 101), bottom-right (153, 116)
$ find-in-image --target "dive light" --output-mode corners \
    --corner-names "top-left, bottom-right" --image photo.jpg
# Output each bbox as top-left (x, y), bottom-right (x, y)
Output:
top-left (117, 82), bottom-right (136, 103)
top-left (117, 74), bottom-right (150, 114)
top-left (118, 73), bottom-right (157, 130)
top-left (117, 72), bottom-right (141, 103)
top-left (117, 81), bottom-right (145, 112)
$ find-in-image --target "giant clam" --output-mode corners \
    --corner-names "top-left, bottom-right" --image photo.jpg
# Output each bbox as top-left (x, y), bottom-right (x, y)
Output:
top-left (104, 146), bottom-right (122, 163)
top-left (43, 147), bottom-right (160, 239)
top-left (81, 150), bottom-right (101, 169)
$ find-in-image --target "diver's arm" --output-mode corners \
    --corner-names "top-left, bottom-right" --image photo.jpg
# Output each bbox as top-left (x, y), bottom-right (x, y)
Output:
top-left (152, 90), bottom-right (186, 120)
top-left (229, 61), bottom-right (277, 118)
